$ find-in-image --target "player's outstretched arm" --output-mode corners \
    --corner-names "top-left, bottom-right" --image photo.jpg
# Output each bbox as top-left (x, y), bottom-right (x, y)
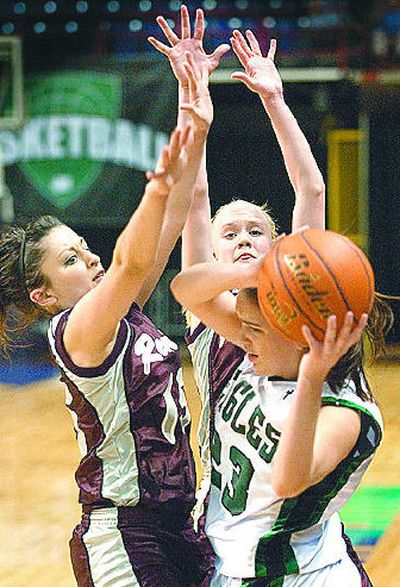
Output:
top-left (171, 256), bottom-right (264, 344)
top-left (135, 52), bottom-right (214, 307)
top-left (231, 31), bottom-right (325, 232)
top-left (149, 5), bottom-right (229, 270)
top-left (63, 126), bottom-right (192, 366)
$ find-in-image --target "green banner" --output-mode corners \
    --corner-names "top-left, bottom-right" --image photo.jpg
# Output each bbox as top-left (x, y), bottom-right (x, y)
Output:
top-left (1, 57), bottom-right (177, 226)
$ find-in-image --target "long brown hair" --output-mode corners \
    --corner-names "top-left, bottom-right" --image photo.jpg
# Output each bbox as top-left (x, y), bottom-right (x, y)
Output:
top-left (327, 294), bottom-right (394, 401)
top-left (0, 215), bottom-right (63, 352)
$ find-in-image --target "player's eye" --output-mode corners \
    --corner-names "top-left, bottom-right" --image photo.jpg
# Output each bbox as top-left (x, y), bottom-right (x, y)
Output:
top-left (64, 254), bottom-right (78, 265)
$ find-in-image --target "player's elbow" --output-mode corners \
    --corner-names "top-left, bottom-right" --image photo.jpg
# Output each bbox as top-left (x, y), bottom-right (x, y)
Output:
top-left (170, 274), bottom-right (186, 306)
top-left (271, 475), bottom-right (308, 499)
top-left (298, 181), bottom-right (325, 203)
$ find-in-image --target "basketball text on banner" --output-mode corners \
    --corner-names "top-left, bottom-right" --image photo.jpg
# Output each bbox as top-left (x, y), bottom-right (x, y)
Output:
top-left (0, 58), bottom-right (176, 226)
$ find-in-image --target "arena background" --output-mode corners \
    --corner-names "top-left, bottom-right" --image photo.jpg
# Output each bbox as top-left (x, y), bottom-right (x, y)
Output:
top-left (0, 1), bottom-right (399, 585)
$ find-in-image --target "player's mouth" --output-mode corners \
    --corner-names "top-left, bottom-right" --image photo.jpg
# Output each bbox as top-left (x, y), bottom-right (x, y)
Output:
top-left (93, 269), bottom-right (105, 283)
top-left (235, 252), bottom-right (256, 263)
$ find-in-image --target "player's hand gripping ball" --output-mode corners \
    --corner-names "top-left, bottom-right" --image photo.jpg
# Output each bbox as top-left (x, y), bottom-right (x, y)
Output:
top-left (257, 228), bottom-right (375, 346)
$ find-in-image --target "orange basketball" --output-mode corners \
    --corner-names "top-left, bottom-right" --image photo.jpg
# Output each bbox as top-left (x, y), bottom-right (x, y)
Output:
top-left (257, 228), bottom-right (375, 346)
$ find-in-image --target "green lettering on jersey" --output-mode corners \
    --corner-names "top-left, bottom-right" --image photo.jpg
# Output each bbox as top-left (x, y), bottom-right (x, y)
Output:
top-left (221, 446), bottom-right (255, 516)
top-left (221, 381), bottom-right (252, 422)
top-left (231, 391), bottom-right (255, 434)
top-left (246, 405), bottom-right (265, 450)
top-left (259, 423), bottom-right (281, 464)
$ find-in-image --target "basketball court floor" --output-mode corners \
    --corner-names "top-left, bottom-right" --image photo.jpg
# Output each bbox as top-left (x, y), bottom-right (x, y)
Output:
top-left (0, 356), bottom-right (399, 586)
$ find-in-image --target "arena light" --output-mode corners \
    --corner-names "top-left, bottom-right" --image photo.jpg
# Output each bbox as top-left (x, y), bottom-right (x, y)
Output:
top-left (76, 1), bottom-right (89, 13)
top-left (298, 17), bottom-right (311, 28)
top-left (234, 0), bottom-right (249, 9)
top-left (263, 16), bottom-right (276, 29)
top-left (129, 19), bottom-right (143, 31)
top-left (202, 0), bottom-right (217, 11)
top-left (2, 23), bottom-right (15, 35)
top-left (65, 21), bottom-right (78, 33)
top-left (33, 22), bottom-right (46, 34)
top-left (228, 17), bottom-right (243, 29)
top-left (13, 3), bottom-right (26, 15)
top-left (138, 0), bottom-right (152, 12)
top-left (107, 1), bottom-right (120, 13)
top-left (44, 1), bottom-right (57, 14)
top-left (169, 0), bottom-right (182, 11)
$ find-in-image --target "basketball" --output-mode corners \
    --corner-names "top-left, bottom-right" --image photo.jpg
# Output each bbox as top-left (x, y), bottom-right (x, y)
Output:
top-left (257, 228), bottom-right (375, 346)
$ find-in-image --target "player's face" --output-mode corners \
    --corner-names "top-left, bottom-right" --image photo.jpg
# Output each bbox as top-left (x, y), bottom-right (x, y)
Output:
top-left (39, 225), bottom-right (105, 310)
top-left (212, 204), bottom-right (272, 264)
top-left (236, 290), bottom-right (302, 379)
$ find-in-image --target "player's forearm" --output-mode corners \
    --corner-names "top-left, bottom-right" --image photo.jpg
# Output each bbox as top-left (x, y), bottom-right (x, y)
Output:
top-left (177, 83), bottom-right (191, 128)
top-left (171, 261), bottom-right (254, 309)
top-left (113, 181), bottom-right (168, 276)
top-left (182, 152), bottom-right (213, 268)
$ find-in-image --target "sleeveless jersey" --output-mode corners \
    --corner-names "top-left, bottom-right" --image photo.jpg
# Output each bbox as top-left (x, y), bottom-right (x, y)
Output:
top-left (186, 321), bottom-right (245, 524)
top-left (48, 303), bottom-right (196, 514)
top-left (205, 359), bottom-right (383, 582)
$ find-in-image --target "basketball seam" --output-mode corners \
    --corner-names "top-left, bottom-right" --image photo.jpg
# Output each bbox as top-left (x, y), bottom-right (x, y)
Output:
top-left (340, 237), bottom-right (374, 303)
top-left (275, 240), bottom-right (326, 335)
top-left (301, 231), bottom-right (373, 315)
top-left (300, 231), bottom-right (350, 312)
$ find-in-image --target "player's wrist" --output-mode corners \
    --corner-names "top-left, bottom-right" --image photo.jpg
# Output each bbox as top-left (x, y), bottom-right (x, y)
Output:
top-left (145, 177), bottom-right (171, 198)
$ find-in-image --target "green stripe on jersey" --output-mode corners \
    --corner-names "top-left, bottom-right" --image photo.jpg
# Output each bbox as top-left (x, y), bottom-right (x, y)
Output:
top-left (252, 410), bottom-right (380, 581)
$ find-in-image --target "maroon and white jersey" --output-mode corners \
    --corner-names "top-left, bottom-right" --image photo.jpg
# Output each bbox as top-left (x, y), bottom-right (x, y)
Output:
top-left (185, 320), bottom-right (245, 525)
top-left (48, 303), bottom-right (196, 514)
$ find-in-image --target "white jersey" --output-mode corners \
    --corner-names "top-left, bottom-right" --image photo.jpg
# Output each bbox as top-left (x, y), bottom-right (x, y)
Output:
top-left (206, 359), bottom-right (383, 582)
top-left (186, 321), bottom-right (245, 525)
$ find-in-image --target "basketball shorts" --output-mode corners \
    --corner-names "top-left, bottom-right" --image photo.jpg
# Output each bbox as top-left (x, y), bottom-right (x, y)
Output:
top-left (70, 505), bottom-right (214, 587)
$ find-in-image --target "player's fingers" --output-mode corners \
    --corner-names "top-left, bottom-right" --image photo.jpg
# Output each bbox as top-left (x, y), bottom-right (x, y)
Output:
top-left (267, 38), bottom-right (277, 61)
top-left (348, 313), bottom-right (368, 345)
top-left (180, 123), bottom-right (192, 146)
top-left (209, 43), bottom-right (230, 65)
top-left (230, 37), bottom-right (249, 66)
top-left (324, 315), bottom-right (337, 345)
top-left (193, 8), bottom-right (205, 40)
top-left (156, 15), bottom-right (180, 45)
top-left (183, 62), bottom-right (197, 96)
top-left (185, 52), bottom-right (201, 80)
top-left (231, 71), bottom-right (253, 88)
top-left (232, 29), bottom-right (252, 58)
top-left (147, 37), bottom-right (170, 55)
top-left (301, 324), bottom-right (316, 349)
top-left (180, 4), bottom-right (191, 39)
top-left (245, 30), bottom-right (262, 56)
top-left (168, 129), bottom-right (181, 162)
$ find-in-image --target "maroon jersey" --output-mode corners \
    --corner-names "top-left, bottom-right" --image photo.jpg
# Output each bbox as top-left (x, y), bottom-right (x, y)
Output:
top-left (48, 303), bottom-right (196, 515)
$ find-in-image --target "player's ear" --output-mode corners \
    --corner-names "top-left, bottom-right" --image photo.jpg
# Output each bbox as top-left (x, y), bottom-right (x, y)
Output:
top-left (30, 288), bottom-right (58, 309)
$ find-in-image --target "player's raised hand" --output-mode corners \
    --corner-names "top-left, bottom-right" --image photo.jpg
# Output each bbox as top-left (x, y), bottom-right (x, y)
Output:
top-left (148, 4), bottom-right (230, 85)
top-left (298, 311), bottom-right (368, 386)
top-left (231, 31), bottom-right (283, 100)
